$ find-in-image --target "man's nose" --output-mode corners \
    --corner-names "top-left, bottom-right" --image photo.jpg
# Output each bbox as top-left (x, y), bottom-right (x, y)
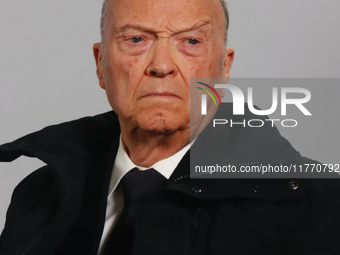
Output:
top-left (146, 41), bottom-right (177, 77)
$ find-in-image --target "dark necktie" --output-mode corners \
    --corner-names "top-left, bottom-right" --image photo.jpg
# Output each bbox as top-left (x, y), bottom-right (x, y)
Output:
top-left (103, 168), bottom-right (167, 255)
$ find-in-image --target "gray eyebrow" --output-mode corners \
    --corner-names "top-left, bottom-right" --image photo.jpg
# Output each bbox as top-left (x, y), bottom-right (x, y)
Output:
top-left (116, 20), bottom-right (212, 35)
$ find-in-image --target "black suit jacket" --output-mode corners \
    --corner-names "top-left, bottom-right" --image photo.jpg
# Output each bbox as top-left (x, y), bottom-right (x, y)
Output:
top-left (1, 110), bottom-right (340, 255)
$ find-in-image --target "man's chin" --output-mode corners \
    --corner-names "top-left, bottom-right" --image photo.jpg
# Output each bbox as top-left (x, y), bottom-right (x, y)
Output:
top-left (136, 115), bottom-right (189, 135)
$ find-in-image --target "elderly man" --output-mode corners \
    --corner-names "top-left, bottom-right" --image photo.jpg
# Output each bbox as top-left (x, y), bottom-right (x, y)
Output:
top-left (1, 0), bottom-right (340, 254)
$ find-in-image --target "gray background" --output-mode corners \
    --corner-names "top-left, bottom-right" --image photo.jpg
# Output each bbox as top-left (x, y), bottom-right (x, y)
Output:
top-left (0, 0), bottom-right (339, 230)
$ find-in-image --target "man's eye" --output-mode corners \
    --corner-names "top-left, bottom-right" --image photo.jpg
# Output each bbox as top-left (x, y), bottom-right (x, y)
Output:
top-left (188, 39), bottom-right (199, 45)
top-left (129, 37), bottom-right (143, 43)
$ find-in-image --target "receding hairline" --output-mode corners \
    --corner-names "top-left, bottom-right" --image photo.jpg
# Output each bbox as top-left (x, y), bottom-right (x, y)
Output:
top-left (99, 0), bottom-right (229, 44)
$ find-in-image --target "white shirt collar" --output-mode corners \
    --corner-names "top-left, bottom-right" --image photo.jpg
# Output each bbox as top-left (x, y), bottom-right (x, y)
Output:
top-left (108, 136), bottom-right (192, 199)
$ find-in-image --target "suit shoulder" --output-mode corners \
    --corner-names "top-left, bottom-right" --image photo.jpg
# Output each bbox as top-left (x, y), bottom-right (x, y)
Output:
top-left (12, 165), bottom-right (58, 199)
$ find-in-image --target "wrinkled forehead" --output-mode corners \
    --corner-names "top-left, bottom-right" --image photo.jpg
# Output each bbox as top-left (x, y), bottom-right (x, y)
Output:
top-left (105, 0), bottom-right (225, 35)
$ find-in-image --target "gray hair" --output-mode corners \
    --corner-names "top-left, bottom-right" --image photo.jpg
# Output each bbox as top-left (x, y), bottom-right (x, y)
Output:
top-left (100, 0), bottom-right (229, 45)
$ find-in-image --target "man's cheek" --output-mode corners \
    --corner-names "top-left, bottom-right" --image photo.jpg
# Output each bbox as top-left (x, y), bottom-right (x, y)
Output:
top-left (189, 58), bottom-right (210, 76)
top-left (115, 56), bottom-right (146, 83)
top-left (113, 56), bottom-right (133, 74)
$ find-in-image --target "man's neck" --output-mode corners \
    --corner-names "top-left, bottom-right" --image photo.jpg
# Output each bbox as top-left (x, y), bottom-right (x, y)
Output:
top-left (120, 127), bottom-right (190, 168)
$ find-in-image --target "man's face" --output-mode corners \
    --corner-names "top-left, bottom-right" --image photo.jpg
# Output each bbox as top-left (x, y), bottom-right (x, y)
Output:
top-left (94, 0), bottom-right (233, 135)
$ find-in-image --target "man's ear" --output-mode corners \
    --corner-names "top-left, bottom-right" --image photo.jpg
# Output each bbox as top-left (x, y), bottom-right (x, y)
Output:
top-left (223, 48), bottom-right (235, 79)
top-left (93, 43), bottom-right (105, 89)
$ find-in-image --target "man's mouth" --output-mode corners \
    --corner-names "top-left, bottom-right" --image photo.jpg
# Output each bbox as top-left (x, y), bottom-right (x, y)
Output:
top-left (140, 92), bottom-right (180, 99)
